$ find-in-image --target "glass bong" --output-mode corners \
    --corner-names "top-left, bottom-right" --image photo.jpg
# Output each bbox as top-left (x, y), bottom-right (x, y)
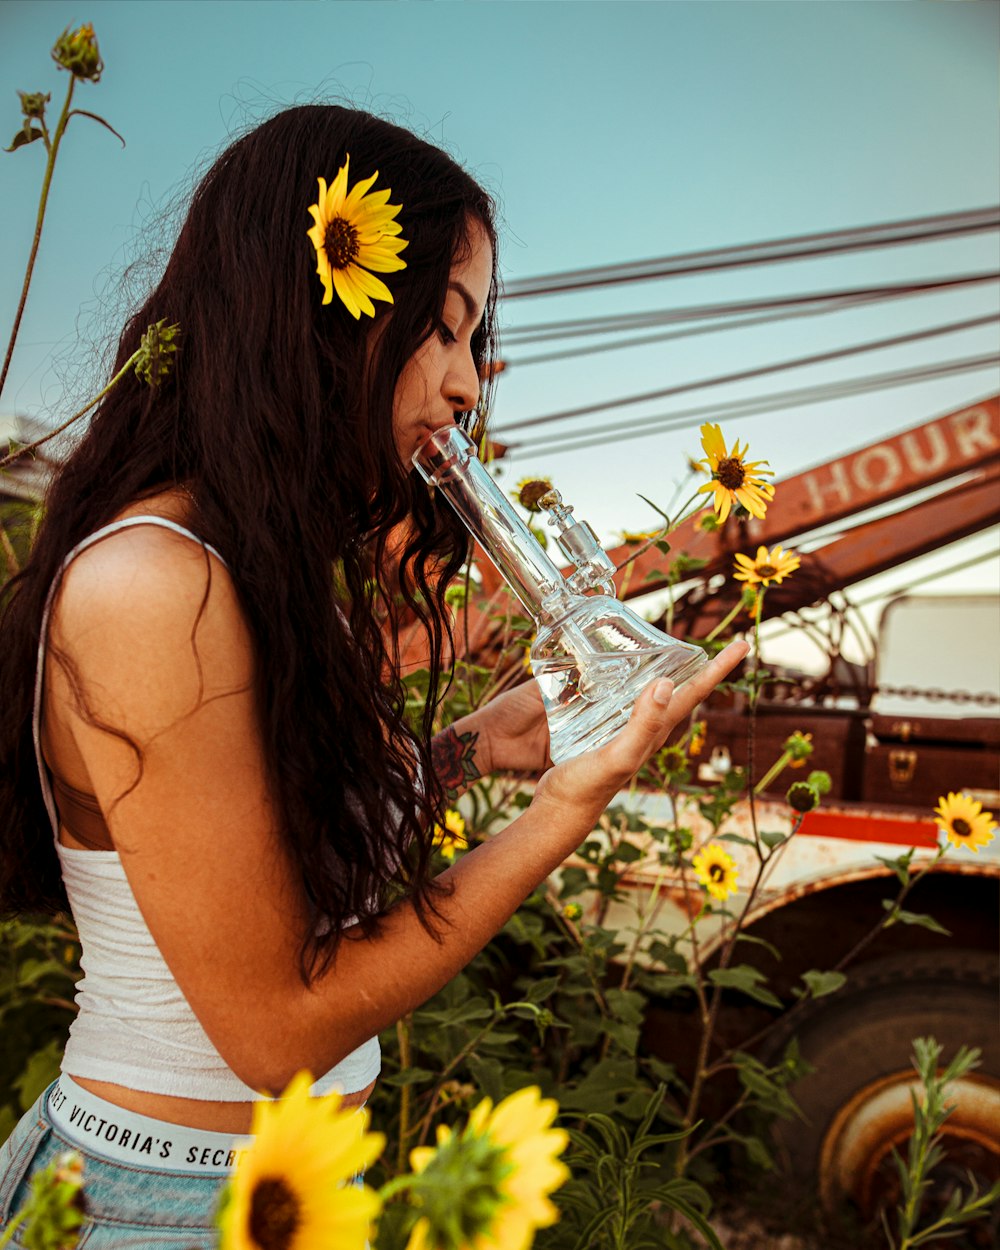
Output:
top-left (413, 426), bottom-right (707, 764)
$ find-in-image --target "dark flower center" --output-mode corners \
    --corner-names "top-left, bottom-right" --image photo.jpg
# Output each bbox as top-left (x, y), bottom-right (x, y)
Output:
top-left (249, 1177), bottom-right (301, 1250)
top-left (715, 457), bottom-right (746, 490)
top-left (756, 564), bottom-right (777, 579)
top-left (517, 479), bottom-right (554, 511)
top-left (708, 863), bottom-right (725, 882)
top-left (952, 818), bottom-right (972, 838)
top-left (324, 216), bottom-right (360, 269)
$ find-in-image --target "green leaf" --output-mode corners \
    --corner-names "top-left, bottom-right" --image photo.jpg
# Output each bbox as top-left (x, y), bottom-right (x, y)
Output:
top-left (5, 124), bottom-right (44, 152)
top-left (708, 965), bottom-right (783, 1009)
top-left (525, 975), bottom-right (561, 1004)
top-left (559, 1057), bottom-right (637, 1114)
top-left (69, 108), bottom-right (126, 147)
top-left (558, 866), bottom-right (591, 897)
top-left (875, 849), bottom-right (915, 886)
top-left (612, 840), bottom-right (644, 864)
top-left (381, 1067), bottom-right (437, 1087)
top-left (466, 1053), bottom-right (504, 1102)
top-left (14, 1039), bottom-right (62, 1110)
top-left (760, 830), bottom-right (788, 850)
top-left (717, 832), bottom-right (756, 847)
top-left (417, 997), bottom-right (494, 1026)
top-left (636, 493), bottom-right (672, 524)
top-left (800, 969), bottom-right (847, 999)
top-left (734, 931), bottom-right (782, 962)
top-left (881, 900), bottom-right (951, 935)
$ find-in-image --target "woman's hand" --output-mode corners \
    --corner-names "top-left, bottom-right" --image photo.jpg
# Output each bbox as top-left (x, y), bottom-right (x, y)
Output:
top-left (431, 680), bottom-right (550, 801)
top-left (471, 680), bottom-right (552, 776)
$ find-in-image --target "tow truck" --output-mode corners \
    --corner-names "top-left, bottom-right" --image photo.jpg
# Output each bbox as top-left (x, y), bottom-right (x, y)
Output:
top-left (429, 394), bottom-right (1000, 1224)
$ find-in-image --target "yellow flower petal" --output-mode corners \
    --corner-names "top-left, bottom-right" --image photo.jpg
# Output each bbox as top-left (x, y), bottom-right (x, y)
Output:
top-left (692, 842), bottom-right (739, 901)
top-left (934, 791), bottom-right (997, 852)
top-left (220, 1071), bottom-right (383, 1250)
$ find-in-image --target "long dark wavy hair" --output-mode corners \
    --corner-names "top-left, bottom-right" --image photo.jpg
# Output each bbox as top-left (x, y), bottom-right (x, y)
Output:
top-left (0, 104), bottom-right (501, 976)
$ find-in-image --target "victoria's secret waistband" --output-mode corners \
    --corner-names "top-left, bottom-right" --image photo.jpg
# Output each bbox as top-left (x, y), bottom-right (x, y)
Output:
top-left (46, 1075), bottom-right (250, 1174)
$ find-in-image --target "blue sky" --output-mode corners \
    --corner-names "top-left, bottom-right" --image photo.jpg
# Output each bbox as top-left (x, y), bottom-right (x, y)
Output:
top-left (1, 0), bottom-right (998, 661)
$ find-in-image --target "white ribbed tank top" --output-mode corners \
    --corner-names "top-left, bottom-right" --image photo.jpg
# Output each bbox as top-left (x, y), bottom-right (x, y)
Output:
top-left (32, 516), bottom-right (380, 1099)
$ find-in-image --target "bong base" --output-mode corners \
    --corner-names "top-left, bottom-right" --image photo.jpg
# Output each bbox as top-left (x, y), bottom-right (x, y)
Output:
top-left (536, 645), bottom-right (708, 765)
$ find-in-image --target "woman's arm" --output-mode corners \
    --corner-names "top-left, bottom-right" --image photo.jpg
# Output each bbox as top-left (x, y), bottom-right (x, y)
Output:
top-left (53, 526), bottom-right (747, 1094)
top-left (430, 680), bottom-right (550, 801)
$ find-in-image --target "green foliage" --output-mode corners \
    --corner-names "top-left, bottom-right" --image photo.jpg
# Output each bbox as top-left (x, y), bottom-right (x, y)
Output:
top-left (536, 1087), bottom-right (723, 1250)
top-left (0, 916), bottom-right (80, 1139)
top-left (884, 1037), bottom-right (1000, 1250)
top-left (0, 1149), bottom-right (85, 1250)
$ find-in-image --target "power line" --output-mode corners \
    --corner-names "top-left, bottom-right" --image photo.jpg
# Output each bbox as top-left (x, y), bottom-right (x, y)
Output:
top-left (502, 207), bottom-right (1000, 299)
top-left (505, 355), bottom-right (999, 458)
top-left (496, 313), bottom-right (998, 435)
top-left (500, 274), bottom-right (999, 344)
top-left (502, 276), bottom-right (1000, 368)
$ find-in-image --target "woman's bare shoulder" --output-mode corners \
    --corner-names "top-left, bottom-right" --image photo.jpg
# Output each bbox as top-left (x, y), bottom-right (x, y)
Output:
top-left (54, 521), bottom-right (241, 627)
top-left (51, 522), bottom-right (253, 730)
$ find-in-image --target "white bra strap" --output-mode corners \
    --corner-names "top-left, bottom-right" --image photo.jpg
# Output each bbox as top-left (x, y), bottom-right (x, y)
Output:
top-left (32, 517), bottom-right (229, 837)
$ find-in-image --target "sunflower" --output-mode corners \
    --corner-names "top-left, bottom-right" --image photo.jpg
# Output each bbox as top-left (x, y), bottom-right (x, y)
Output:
top-left (934, 792), bottom-right (997, 853)
top-left (306, 156), bottom-right (408, 319)
top-left (696, 424), bottom-right (775, 523)
top-left (692, 843), bottom-right (739, 902)
top-left (433, 809), bottom-right (468, 862)
top-left (406, 1086), bottom-right (569, 1250)
top-left (219, 1071), bottom-right (384, 1250)
top-left (513, 477), bottom-right (555, 513)
top-left (733, 544), bottom-right (800, 587)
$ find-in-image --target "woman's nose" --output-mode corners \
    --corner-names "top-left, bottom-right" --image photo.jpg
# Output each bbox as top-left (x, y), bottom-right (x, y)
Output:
top-left (446, 353), bottom-right (480, 413)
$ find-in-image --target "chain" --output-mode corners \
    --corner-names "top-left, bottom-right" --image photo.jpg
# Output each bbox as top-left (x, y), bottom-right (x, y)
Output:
top-left (869, 684), bottom-right (999, 707)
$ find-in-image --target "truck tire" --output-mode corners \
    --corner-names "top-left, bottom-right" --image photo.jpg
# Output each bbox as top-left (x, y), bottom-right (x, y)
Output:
top-left (765, 949), bottom-right (1000, 1227)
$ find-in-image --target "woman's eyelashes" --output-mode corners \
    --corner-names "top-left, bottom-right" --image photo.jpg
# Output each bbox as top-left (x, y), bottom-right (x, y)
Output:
top-left (437, 321), bottom-right (457, 345)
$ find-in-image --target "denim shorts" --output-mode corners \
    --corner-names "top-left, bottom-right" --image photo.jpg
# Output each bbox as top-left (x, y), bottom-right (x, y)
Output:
top-left (0, 1084), bottom-right (225, 1249)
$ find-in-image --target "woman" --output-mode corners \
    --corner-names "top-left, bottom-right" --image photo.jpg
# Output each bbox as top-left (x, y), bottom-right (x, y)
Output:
top-left (0, 104), bottom-right (746, 1244)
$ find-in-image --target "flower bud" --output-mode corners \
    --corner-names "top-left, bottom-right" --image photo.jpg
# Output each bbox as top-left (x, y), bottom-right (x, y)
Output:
top-left (18, 91), bottom-right (50, 119)
top-left (513, 477), bottom-right (554, 512)
top-left (696, 511), bottom-right (721, 534)
top-left (51, 24), bottom-right (103, 82)
top-left (134, 320), bottom-right (180, 387)
top-left (783, 731), bottom-right (814, 764)
top-left (787, 781), bottom-right (819, 813)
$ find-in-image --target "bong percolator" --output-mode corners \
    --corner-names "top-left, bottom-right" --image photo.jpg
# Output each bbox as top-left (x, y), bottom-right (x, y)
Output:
top-left (413, 426), bottom-right (707, 763)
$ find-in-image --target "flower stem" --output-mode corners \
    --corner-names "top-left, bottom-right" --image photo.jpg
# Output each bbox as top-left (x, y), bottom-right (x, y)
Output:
top-left (704, 600), bottom-right (743, 643)
top-left (0, 76), bottom-right (76, 403)
top-left (0, 523), bottom-right (20, 579)
top-left (395, 1015), bottom-right (413, 1174)
top-left (0, 344), bottom-right (142, 473)
top-left (753, 749), bottom-right (793, 795)
top-left (0, 1209), bottom-right (26, 1250)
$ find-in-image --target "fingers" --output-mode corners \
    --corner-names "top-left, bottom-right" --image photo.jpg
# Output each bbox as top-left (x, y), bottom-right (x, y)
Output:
top-left (601, 639), bottom-right (749, 776)
top-left (664, 639), bottom-right (749, 722)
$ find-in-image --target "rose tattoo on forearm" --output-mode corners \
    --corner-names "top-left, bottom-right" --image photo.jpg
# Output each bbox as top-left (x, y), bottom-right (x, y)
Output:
top-left (431, 726), bottom-right (482, 802)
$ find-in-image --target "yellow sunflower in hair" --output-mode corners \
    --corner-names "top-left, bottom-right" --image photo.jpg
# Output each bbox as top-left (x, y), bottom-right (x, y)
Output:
top-left (934, 792), bottom-right (997, 853)
top-left (219, 1071), bottom-right (384, 1250)
top-left (733, 544), bottom-right (800, 587)
top-left (696, 424), bottom-right (775, 523)
top-left (307, 155), bottom-right (408, 319)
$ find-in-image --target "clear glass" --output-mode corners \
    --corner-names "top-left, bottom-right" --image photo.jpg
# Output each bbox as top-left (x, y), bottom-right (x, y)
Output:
top-left (413, 427), bottom-right (707, 763)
